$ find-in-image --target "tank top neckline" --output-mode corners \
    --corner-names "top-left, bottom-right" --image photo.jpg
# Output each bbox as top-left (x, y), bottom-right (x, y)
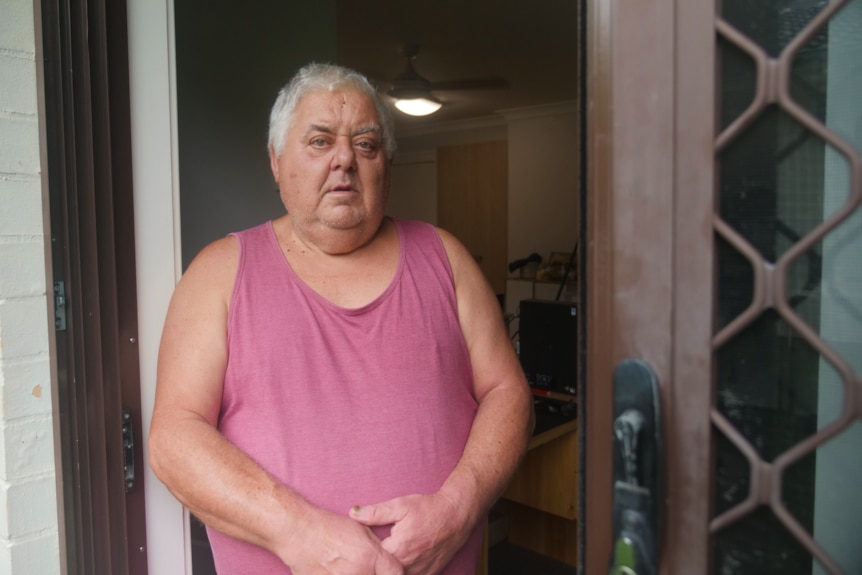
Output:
top-left (262, 218), bottom-right (406, 315)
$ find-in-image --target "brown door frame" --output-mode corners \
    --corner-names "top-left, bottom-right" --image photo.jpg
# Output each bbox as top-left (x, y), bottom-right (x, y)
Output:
top-left (41, 0), bottom-right (149, 572)
top-left (583, 0), bottom-right (716, 572)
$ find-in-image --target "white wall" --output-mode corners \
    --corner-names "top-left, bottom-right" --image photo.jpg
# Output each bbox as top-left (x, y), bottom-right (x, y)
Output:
top-left (0, 0), bottom-right (62, 573)
top-left (504, 103), bottom-right (579, 265)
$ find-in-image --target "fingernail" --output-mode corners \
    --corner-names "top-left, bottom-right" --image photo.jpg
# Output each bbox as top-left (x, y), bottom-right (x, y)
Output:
top-left (351, 505), bottom-right (362, 515)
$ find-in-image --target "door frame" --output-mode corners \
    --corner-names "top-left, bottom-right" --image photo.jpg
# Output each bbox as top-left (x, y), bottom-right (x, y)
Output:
top-left (124, 0), bottom-right (189, 572)
top-left (583, 0), bottom-right (716, 572)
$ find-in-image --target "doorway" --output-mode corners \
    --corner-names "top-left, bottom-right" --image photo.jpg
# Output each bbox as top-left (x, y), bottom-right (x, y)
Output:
top-left (170, 1), bottom-right (582, 575)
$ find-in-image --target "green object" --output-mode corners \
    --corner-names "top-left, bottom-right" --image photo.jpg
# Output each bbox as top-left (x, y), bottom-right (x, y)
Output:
top-left (610, 535), bottom-right (638, 575)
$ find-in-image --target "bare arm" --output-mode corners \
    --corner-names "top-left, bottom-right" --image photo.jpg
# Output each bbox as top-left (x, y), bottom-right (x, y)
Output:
top-left (351, 228), bottom-right (535, 574)
top-left (434, 227), bottom-right (535, 520)
top-left (149, 237), bottom-right (402, 575)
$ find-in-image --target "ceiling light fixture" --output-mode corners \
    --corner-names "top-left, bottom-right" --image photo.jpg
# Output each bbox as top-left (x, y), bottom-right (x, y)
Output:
top-left (386, 46), bottom-right (443, 117)
top-left (393, 96), bottom-right (442, 116)
top-left (384, 43), bottom-right (509, 118)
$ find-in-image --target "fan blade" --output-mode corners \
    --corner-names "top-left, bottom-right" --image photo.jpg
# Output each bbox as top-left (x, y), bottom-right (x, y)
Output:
top-left (428, 77), bottom-right (509, 91)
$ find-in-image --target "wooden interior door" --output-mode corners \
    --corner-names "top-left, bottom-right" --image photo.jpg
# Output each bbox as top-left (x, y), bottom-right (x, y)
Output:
top-left (583, 0), bottom-right (862, 573)
top-left (437, 141), bottom-right (509, 295)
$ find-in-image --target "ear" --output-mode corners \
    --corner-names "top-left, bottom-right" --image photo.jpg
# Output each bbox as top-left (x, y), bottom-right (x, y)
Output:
top-left (269, 146), bottom-right (280, 182)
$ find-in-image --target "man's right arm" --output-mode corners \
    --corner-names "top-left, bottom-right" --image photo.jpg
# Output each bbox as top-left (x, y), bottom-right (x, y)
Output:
top-left (148, 236), bottom-right (402, 575)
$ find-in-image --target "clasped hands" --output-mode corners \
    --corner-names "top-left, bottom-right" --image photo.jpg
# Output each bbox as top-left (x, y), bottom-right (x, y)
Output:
top-left (283, 491), bottom-right (473, 575)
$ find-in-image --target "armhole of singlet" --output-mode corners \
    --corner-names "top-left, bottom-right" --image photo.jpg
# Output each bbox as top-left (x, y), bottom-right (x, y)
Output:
top-left (428, 224), bottom-right (458, 292)
top-left (225, 231), bottom-right (247, 348)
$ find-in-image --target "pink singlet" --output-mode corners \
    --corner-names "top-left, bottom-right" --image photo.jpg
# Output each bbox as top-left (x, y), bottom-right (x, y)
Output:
top-left (207, 218), bottom-right (482, 574)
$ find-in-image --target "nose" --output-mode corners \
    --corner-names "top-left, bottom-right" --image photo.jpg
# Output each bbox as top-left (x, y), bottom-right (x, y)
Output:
top-left (331, 136), bottom-right (356, 172)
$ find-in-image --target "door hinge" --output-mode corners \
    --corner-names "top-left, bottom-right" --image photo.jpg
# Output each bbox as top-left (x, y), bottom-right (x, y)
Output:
top-left (122, 408), bottom-right (136, 492)
top-left (53, 281), bottom-right (66, 331)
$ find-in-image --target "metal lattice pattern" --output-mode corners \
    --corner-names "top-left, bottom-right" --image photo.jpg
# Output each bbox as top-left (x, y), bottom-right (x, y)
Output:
top-left (711, 1), bottom-right (862, 574)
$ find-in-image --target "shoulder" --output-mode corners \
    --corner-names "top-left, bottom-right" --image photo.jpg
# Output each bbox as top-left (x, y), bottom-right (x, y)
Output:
top-left (391, 220), bottom-right (477, 285)
top-left (185, 235), bottom-right (239, 280)
top-left (158, 235), bottom-right (239, 374)
top-left (433, 227), bottom-right (476, 283)
top-left (175, 235), bottom-right (240, 307)
top-left (393, 219), bottom-right (466, 258)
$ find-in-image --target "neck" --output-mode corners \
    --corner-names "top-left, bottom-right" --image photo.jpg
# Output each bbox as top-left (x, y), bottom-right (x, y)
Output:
top-left (275, 215), bottom-right (388, 257)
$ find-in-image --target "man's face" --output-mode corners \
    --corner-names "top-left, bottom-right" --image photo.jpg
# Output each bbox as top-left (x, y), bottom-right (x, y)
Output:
top-left (270, 88), bottom-right (390, 236)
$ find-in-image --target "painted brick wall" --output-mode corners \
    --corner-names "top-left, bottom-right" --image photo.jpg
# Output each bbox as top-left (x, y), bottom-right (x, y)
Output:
top-left (0, 0), bottom-right (62, 573)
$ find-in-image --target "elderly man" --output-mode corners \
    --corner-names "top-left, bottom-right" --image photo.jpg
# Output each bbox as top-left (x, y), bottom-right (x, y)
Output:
top-left (149, 63), bottom-right (534, 575)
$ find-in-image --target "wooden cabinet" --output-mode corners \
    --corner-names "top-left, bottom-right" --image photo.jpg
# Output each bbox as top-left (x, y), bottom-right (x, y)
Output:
top-left (503, 421), bottom-right (578, 566)
top-left (437, 141), bottom-right (508, 295)
top-left (478, 420), bottom-right (579, 574)
top-left (504, 421), bottom-right (578, 520)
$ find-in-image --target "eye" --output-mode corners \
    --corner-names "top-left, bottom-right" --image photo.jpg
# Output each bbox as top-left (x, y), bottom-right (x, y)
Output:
top-left (310, 137), bottom-right (329, 148)
top-left (355, 139), bottom-right (379, 153)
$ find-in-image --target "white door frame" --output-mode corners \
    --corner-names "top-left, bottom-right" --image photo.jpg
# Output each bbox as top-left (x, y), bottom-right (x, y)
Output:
top-left (126, 0), bottom-right (189, 573)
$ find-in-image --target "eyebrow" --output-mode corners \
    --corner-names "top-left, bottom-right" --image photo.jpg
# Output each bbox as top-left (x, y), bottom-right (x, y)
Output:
top-left (306, 124), bottom-right (382, 138)
top-left (353, 125), bottom-right (382, 138)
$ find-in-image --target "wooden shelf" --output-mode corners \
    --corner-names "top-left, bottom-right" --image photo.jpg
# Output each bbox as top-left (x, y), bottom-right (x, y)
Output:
top-left (528, 419), bottom-right (577, 451)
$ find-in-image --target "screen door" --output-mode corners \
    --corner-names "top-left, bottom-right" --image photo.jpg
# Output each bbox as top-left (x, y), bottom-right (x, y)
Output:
top-left (583, 1), bottom-right (862, 573)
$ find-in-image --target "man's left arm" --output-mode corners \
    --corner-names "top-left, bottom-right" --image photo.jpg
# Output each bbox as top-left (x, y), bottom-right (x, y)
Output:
top-left (351, 228), bottom-right (535, 574)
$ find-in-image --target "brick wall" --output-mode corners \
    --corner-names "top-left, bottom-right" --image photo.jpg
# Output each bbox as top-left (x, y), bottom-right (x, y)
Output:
top-left (0, 0), bottom-right (62, 573)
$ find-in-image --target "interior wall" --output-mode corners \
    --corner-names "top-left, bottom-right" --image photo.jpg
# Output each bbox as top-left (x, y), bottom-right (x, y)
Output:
top-left (395, 118), bottom-right (507, 155)
top-left (175, 0), bottom-right (337, 268)
top-left (388, 150), bottom-right (438, 223)
top-left (505, 103), bottom-right (580, 266)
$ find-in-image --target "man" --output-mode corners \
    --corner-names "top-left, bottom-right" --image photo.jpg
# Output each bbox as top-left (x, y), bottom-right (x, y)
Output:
top-left (149, 63), bottom-right (534, 575)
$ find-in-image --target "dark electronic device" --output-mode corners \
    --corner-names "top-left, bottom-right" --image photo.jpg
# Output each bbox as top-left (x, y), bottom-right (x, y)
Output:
top-left (518, 299), bottom-right (578, 395)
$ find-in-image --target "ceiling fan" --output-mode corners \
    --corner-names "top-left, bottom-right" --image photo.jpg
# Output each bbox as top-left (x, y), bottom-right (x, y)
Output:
top-left (385, 44), bottom-right (509, 116)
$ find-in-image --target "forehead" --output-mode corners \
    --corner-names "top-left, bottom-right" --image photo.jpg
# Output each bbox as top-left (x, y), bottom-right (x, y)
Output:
top-left (292, 88), bottom-right (380, 129)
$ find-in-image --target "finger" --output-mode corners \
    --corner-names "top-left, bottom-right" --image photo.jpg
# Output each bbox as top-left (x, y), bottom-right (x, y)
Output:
top-left (349, 502), bottom-right (399, 527)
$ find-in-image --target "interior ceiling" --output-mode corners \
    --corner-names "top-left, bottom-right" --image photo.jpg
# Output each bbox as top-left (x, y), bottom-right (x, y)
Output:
top-left (335, 0), bottom-right (580, 131)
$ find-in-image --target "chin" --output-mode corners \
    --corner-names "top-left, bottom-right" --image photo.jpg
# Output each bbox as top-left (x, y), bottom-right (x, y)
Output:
top-left (322, 206), bottom-right (385, 231)
top-left (317, 214), bottom-right (365, 232)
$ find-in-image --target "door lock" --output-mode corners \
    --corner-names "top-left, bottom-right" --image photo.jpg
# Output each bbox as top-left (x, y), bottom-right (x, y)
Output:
top-left (609, 359), bottom-right (663, 575)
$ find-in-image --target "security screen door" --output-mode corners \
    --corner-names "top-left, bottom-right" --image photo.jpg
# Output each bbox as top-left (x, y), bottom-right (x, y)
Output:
top-left (583, 0), bottom-right (862, 573)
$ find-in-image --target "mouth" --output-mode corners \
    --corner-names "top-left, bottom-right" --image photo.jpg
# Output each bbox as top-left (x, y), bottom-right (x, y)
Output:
top-left (328, 183), bottom-right (357, 194)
